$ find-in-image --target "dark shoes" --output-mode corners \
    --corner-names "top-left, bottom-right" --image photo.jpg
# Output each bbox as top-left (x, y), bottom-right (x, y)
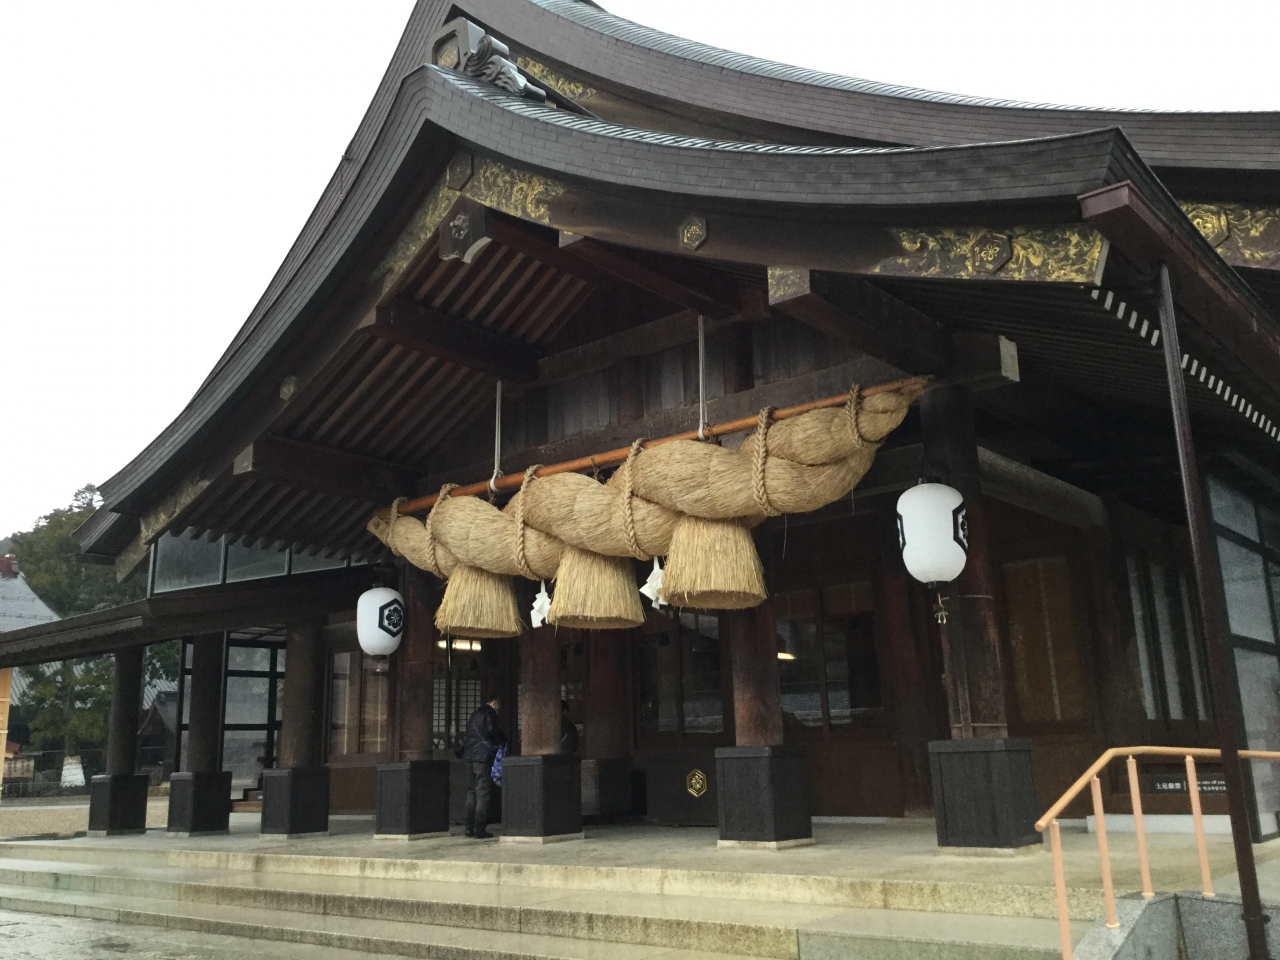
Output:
top-left (472, 830), bottom-right (493, 839)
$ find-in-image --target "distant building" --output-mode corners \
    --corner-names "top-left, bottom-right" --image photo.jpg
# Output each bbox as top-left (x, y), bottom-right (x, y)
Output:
top-left (0, 554), bottom-right (58, 789)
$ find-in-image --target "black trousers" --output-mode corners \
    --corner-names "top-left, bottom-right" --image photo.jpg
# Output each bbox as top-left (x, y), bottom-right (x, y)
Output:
top-left (465, 761), bottom-right (493, 834)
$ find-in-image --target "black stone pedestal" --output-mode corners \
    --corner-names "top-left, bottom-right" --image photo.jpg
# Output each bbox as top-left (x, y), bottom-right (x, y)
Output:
top-left (88, 774), bottom-right (150, 836)
top-left (645, 751), bottom-right (718, 826)
top-left (375, 760), bottom-right (450, 839)
top-left (582, 758), bottom-right (632, 820)
top-left (715, 746), bottom-right (813, 849)
top-left (501, 754), bottom-right (582, 843)
top-left (261, 767), bottom-right (329, 837)
top-left (167, 771), bottom-right (232, 836)
top-left (928, 738), bottom-right (1039, 848)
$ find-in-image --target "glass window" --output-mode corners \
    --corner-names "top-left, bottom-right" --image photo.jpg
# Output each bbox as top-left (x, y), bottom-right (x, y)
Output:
top-left (222, 729), bottom-right (268, 790)
top-left (225, 539), bottom-right (287, 583)
top-left (777, 590), bottom-right (824, 728)
top-left (1209, 478), bottom-right (1260, 541)
top-left (329, 652), bottom-right (359, 757)
top-left (636, 631), bottom-right (681, 735)
top-left (223, 676), bottom-right (269, 726)
top-left (359, 656), bottom-right (390, 754)
top-left (679, 613), bottom-right (723, 734)
top-left (153, 529), bottom-right (222, 593)
top-left (822, 582), bottom-right (878, 723)
top-left (1178, 575), bottom-right (1211, 721)
top-left (1260, 506), bottom-right (1280, 553)
top-left (290, 549), bottom-right (347, 574)
top-left (1127, 557), bottom-right (1159, 720)
top-left (1235, 648), bottom-right (1280, 832)
top-left (227, 646), bottom-right (271, 672)
top-left (1149, 563), bottom-right (1185, 721)
top-left (1219, 537), bottom-right (1275, 643)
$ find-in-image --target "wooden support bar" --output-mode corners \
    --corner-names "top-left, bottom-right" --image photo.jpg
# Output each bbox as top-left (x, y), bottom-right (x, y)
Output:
top-left (768, 267), bottom-right (951, 374)
top-left (185, 635), bottom-right (224, 773)
top-left (358, 298), bottom-right (539, 383)
top-left (384, 373), bottom-right (928, 517)
top-left (728, 605), bottom-right (785, 747)
top-left (278, 619), bottom-right (327, 769)
top-left (233, 436), bottom-right (418, 504)
top-left (520, 626), bottom-right (561, 756)
top-left (394, 569), bottom-right (437, 761)
top-left (560, 231), bottom-right (738, 317)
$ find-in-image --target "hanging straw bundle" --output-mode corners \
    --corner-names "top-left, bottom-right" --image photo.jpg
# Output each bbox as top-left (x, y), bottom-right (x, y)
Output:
top-left (436, 563), bottom-right (524, 638)
top-left (660, 516), bottom-right (766, 609)
top-left (547, 545), bottom-right (645, 629)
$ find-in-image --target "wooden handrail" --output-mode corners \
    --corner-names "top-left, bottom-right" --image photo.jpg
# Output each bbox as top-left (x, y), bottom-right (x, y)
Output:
top-left (376, 374), bottom-right (929, 518)
top-left (1036, 746), bottom-right (1280, 831)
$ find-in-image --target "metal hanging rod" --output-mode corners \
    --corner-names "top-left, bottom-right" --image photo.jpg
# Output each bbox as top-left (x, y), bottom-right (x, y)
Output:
top-left (377, 374), bottom-right (929, 519)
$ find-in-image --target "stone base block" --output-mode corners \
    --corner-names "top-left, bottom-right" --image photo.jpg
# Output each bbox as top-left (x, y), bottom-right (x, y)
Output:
top-left (928, 738), bottom-right (1039, 849)
top-left (715, 746), bottom-right (812, 845)
top-left (582, 758), bottom-right (632, 819)
top-left (375, 760), bottom-right (450, 839)
top-left (88, 774), bottom-right (150, 836)
top-left (717, 837), bottom-right (816, 850)
top-left (499, 831), bottom-right (584, 845)
top-left (503, 754), bottom-right (581, 840)
top-left (261, 767), bottom-right (329, 837)
top-left (166, 770), bottom-right (232, 836)
top-left (645, 751), bottom-right (717, 826)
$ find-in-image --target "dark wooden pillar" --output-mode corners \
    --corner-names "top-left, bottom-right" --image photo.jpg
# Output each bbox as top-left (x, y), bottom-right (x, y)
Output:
top-left (89, 646), bottom-right (149, 835)
top-left (584, 631), bottom-right (630, 760)
top-left (506, 624), bottom-right (582, 839)
top-left (185, 635), bottom-right (223, 773)
top-left (169, 634), bottom-right (232, 836)
top-left (105, 646), bottom-right (143, 776)
top-left (728, 604), bottom-right (783, 747)
top-left (919, 384), bottom-right (1008, 740)
top-left (920, 384), bottom-right (1037, 848)
top-left (263, 618), bottom-right (329, 836)
top-left (395, 570), bottom-right (435, 761)
top-left (277, 619), bottom-right (326, 768)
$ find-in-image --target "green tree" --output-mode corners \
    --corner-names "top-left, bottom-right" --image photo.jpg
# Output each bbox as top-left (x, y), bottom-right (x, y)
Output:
top-left (17, 658), bottom-right (114, 756)
top-left (7, 485), bottom-right (146, 617)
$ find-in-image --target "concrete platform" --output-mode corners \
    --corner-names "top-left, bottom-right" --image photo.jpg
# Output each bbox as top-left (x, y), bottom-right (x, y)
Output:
top-left (0, 815), bottom-right (1254, 959)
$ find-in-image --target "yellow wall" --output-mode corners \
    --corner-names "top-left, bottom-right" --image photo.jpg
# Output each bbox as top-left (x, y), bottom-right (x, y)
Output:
top-left (0, 667), bottom-right (12, 790)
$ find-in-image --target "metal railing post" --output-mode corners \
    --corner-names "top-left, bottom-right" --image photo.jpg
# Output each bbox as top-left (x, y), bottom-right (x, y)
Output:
top-left (1185, 754), bottom-right (1215, 898)
top-left (1127, 755), bottom-right (1155, 898)
top-left (1090, 775), bottom-right (1120, 928)
top-left (1050, 820), bottom-right (1073, 960)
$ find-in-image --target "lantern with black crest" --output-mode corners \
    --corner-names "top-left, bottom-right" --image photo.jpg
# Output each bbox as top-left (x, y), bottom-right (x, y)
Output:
top-left (896, 480), bottom-right (967, 622)
top-left (358, 586), bottom-right (406, 669)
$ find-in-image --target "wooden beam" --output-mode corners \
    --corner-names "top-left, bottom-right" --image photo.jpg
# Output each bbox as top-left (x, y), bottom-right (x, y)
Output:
top-left (768, 267), bottom-right (951, 374)
top-left (357, 298), bottom-right (540, 383)
top-left (560, 232), bottom-right (738, 318)
top-left (232, 436), bottom-right (417, 503)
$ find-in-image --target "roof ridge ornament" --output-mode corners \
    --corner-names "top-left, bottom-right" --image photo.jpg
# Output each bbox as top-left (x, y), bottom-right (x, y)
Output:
top-left (430, 17), bottom-right (547, 105)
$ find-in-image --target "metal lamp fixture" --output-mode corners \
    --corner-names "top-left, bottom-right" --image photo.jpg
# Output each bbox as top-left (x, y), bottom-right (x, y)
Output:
top-left (357, 586), bottom-right (406, 665)
top-left (896, 480), bottom-right (968, 621)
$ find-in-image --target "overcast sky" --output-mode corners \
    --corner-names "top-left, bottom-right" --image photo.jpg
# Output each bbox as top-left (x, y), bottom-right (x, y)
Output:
top-left (1, 1), bottom-right (1277, 539)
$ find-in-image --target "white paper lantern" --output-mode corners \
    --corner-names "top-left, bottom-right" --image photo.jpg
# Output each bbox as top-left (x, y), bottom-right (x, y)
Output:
top-left (896, 481), bottom-right (968, 587)
top-left (357, 586), bottom-right (406, 657)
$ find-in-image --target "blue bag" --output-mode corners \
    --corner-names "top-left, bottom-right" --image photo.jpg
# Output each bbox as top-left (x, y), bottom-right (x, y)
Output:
top-left (491, 745), bottom-right (506, 786)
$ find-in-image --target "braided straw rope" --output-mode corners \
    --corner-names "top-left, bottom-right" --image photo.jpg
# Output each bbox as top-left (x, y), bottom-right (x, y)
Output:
top-left (513, 465), bottom-right (541, 579)
top-left (620, 438), bottom-right (650, 560)
top-left (385, 497), bottom-right (407, 556)
top-left (845, 384), bottom-right (879, 449)
top-left (751, 407), bottom-right (780, 517)
top-left (422, 483), bottom-right (459, 577)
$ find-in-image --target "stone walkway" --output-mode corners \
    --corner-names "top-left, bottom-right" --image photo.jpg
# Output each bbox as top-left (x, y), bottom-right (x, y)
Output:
top-left (0, 800), bottom-right (168, 838)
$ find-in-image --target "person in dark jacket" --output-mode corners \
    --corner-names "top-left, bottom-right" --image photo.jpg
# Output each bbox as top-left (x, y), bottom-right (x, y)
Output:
top-left (559, 700), bottom-right (580, 755)
top-left (462, 697), bottom-right (506, 839)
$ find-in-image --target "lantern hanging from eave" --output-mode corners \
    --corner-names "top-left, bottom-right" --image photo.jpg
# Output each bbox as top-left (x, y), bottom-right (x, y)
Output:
top-left (896, 480), bottom-right (968, 589)
top-left (357, 586), bottom-right (406, 660)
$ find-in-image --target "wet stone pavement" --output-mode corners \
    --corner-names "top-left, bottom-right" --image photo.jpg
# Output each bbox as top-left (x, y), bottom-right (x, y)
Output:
top-left (0, 908), bottom-right (372, 960)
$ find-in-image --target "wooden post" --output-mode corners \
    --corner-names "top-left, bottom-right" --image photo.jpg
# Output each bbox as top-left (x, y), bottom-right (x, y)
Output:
top-left (105, 647), bottom-right (144, 776)
top-left (185, 635), bottom-right (224, 773)
top-left (728, 604), bottom-right (783, 747)
top-left (584, 630), bottom-right (630, 759)
top-left (520, 625), bottom-right (561, 755)
top-left (920, 384), bottom-right (1008, 739)
top-left (395, 570), bottom-right (435, 761)
top-left (278, 619), bottom-right (326, 769)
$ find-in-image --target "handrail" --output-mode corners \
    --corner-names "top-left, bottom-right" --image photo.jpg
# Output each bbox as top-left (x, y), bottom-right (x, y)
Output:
top-left (1038, 746), bottom-right (1280, 960)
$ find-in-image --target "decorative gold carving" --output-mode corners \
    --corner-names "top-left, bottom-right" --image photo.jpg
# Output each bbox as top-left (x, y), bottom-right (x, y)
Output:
top-left (1181, 201), bottom-right (1280, 270)
top-left (767, 266), bottom-right (812, 304)
top-left (461, 159), bottom-right (565, 226)
top-left (869, 225), bottom-right (1108, 284)
top-left (372, 176), bottom-right (461, 296)
top-left (515, 56), bottom-right (597, 101)
top-left (686, 768), bottom-right (708, 798)
top-left (679, 216), bottom-right (708, 251)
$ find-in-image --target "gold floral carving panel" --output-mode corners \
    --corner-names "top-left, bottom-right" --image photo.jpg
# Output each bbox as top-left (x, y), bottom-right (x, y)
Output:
top-left (868, 225), bottom-right (1108, 284)
top-left (461, 159), bottom-right (565, 226)
top-left (1182, 202), bottom-right (1280, 270)
top-left (373, 178), bottom-right (460, 293)
top-left (514, 56), bottom-right (598, 101)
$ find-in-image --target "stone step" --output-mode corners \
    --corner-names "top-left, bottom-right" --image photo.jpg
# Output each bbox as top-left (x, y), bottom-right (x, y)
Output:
top-left (0, 857), bottom-right (811, 958)
top-left (0, 838), bottom-right (1104, 921)
top-left (0, 883), bottom-right (755, 960)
